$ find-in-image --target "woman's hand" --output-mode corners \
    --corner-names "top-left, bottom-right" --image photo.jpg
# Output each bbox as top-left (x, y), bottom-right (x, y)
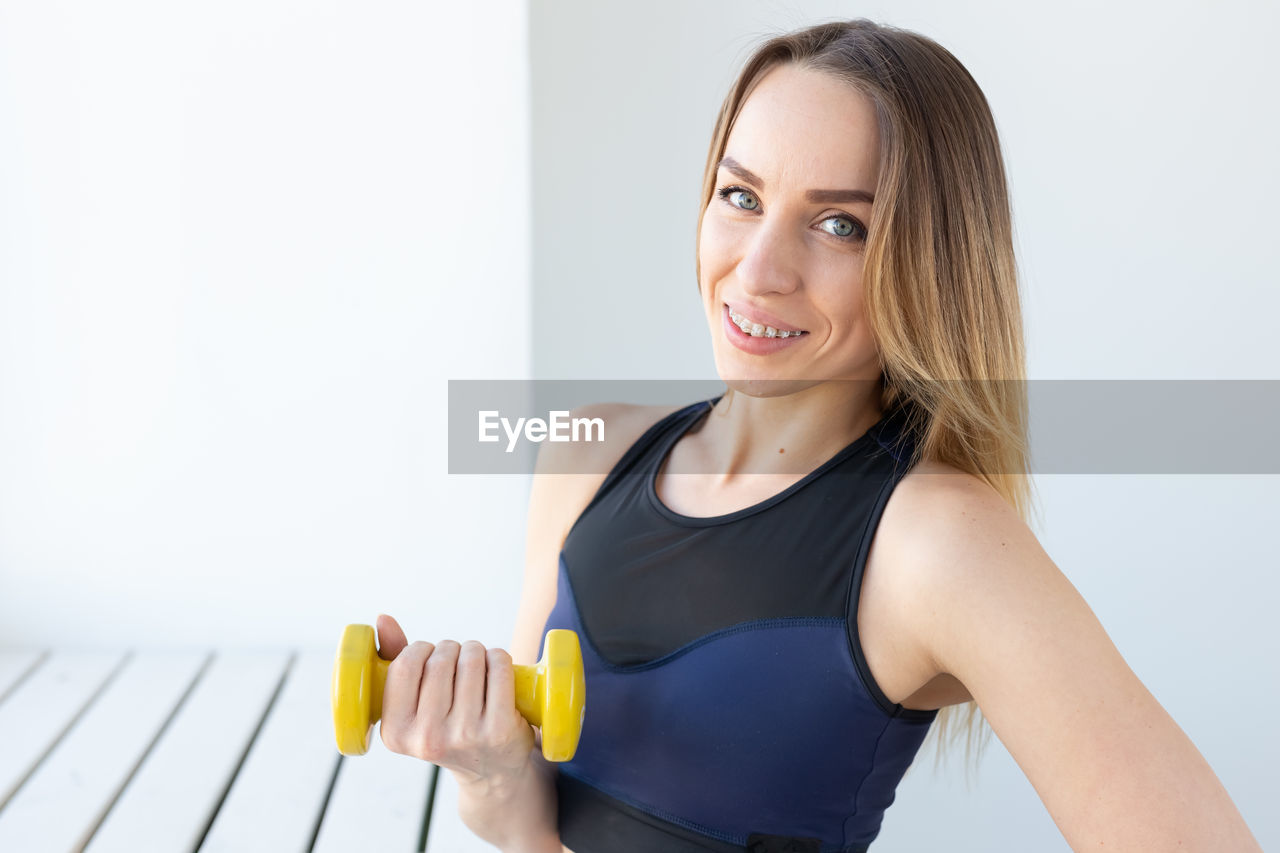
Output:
top-left (374, 613), bottom-right (537, 789)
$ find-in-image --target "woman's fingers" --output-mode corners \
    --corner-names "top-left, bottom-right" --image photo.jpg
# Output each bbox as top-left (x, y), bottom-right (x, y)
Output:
top-left (375, 613), bottom-right (409, 661)
top-left (380, 640), bottom-right (433, 753)
top-left (378, 634), bottom-right (535, 778)
top-left (452, 641), bottom-right (489, 729)
top-left (419, 639), bottom-right (461, 745)
top-left (484, 647), bottom-right (517, 726)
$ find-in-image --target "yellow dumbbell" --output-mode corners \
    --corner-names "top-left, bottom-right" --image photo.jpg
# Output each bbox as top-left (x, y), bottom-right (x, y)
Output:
top-left (331, 625), bottom-right (586, 762)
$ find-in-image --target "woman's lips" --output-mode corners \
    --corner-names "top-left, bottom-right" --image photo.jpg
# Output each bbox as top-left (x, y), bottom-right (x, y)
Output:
top-left (724, 301), bottom-right (805, 334)
top-left (723, 304), bottom-right (808, 355)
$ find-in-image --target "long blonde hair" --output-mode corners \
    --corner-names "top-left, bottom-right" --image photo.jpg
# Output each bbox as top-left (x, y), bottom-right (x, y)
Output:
top-left (696, 18), bottom-right (1037, 781)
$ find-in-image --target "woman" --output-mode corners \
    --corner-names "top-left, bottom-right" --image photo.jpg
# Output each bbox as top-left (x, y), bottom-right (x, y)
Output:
top-left (375, 19), bottom-right (1261, 852)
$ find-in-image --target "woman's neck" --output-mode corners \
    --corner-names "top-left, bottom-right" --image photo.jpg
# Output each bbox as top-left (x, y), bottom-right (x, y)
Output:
top-left (686, 378), bottom-right (885, 482)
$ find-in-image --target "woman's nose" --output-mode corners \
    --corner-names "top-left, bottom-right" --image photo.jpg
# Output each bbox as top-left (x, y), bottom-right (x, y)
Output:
top-left (735, 217), bottom-right (801, 297)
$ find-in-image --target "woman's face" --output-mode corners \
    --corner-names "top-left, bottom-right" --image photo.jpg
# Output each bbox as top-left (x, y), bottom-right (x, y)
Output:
top-left (699, 63), bottom-right (881, 398)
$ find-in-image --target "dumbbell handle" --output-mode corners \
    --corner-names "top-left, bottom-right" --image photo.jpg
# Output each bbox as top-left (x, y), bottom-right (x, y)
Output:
top-left (348, 648), bottom-right (547, 730)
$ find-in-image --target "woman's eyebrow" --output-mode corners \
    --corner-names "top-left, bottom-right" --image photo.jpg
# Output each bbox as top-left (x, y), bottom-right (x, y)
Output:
top-left (718, 155), bottom-right (874, 205)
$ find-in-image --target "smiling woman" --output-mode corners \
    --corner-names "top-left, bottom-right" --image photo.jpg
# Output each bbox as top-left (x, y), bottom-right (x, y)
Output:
top-left (378, 16), bottom-right (1264, 853)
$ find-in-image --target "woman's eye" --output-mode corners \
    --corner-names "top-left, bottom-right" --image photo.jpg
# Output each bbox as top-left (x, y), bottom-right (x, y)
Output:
top-left (716, 185), bottom-right (759, 210)
top-left (822, 216), bottom-right (861, 240)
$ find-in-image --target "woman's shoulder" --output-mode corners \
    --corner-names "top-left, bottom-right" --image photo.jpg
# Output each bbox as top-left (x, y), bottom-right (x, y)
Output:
top-left (871, 457), bottom-right (1046, 678)
top-left (879, 458), bottom-right (1026, 571)
top-left (894, 457), bottom-right (1002, 502)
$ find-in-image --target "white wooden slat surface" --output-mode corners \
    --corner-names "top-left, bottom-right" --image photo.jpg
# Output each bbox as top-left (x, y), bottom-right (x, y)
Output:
top-left (0, 651), bottom-right (126, 812)
top-left (425, 765), bottom-right (504, 852)
top-left (0, 651), bottom-right (45, 702)
top-left (312, 736), bottom-right (434, 853)
top-left (84, 651), bottom-right (292, 853)
top-left (0, 650), bottom-right (209, 853)
top-left (0, 646), bottom-right (488, 852)
top-left (198, 651), bottom-right (340, 853)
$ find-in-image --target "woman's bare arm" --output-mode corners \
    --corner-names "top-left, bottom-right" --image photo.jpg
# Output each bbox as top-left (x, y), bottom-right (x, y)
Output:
top-left (451, 428), bottom-right (577, 853)
top-left (882, 464), bottom-right (1262, 852)
top-left (458, 402), bottom-right (678, 853)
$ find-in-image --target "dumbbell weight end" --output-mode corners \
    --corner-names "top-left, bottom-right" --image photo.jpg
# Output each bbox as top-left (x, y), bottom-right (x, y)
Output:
top-left (514, 629), bottom-right (586, 762)
top-left (332, 624), bottom-right (390, 757)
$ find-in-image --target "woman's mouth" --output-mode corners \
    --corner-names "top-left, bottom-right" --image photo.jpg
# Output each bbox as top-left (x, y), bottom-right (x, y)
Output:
top-left (723, 304), bottom-right (809, 355)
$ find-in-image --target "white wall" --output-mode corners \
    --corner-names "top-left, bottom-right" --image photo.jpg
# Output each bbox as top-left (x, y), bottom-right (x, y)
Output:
top-left (0, 0), bottom-right (532, 653)
top-left (529, 0), bottom-right (1277, 850)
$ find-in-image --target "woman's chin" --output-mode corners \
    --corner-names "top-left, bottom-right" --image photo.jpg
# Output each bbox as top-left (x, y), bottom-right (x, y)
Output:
top-left (717, 377), bottom-right (817, 399)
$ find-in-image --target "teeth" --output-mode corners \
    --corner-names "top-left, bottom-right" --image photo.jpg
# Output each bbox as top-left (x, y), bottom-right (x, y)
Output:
top-left (729, 308), bottom-right (804, 339)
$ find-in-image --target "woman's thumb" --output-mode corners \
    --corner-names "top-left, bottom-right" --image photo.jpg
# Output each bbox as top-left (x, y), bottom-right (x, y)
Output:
top-left (375, 613), bottom-right (408, 661)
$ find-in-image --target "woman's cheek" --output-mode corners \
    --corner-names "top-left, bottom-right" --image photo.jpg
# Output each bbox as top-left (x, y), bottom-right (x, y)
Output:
top-left (698, 213), bottom-right (737, 280)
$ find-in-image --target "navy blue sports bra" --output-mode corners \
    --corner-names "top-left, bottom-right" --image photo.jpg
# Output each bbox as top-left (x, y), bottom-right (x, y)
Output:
top-left (540, 395), bottom-right (937, 853)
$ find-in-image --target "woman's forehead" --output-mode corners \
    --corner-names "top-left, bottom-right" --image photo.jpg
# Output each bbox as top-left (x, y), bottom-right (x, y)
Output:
top-left (726, 64), bottom-right (879, 190)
